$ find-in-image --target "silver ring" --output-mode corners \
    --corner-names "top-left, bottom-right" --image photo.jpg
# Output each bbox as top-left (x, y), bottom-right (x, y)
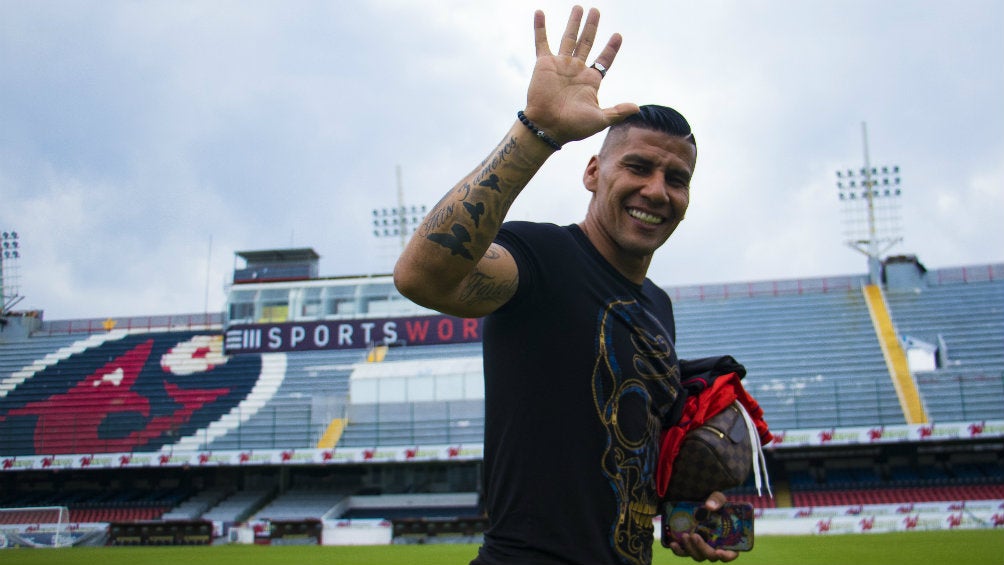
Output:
top-left (590, 61), bottom-right (607, 78)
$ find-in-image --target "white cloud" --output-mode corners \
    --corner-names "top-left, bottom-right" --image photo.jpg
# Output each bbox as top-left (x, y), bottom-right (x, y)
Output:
top-left (1, 0), bottom-right (1001, 319)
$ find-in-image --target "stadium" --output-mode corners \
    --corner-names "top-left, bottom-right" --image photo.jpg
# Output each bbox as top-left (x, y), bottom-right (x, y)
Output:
top-left (1, 234), bottom-right (1002, 557)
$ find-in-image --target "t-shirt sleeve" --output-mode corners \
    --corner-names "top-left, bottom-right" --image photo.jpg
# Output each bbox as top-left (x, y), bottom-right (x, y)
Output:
top-left (493, 221), bottom-right (562, 314)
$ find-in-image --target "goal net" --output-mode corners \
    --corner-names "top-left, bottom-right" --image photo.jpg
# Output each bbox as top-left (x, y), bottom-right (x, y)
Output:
top-left (0, 506), bottom-right (72, 548)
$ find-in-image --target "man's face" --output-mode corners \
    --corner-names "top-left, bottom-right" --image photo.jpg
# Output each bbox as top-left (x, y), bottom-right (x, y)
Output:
top-left (582, 126), bottom-right (696, 272)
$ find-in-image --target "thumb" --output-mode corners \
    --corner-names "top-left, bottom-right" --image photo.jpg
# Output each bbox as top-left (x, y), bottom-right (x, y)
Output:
top-left (705, 491), bottom-right (728, 511)
top-left (603, 102), bottom-right (641, 127)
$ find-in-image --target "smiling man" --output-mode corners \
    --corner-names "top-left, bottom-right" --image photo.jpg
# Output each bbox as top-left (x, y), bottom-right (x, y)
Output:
top-left (394, 6), bottom-right (734, 565)
top-left (580, 114), bottom-right (696, 284)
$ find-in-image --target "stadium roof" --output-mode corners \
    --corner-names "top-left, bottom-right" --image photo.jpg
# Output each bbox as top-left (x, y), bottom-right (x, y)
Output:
top-left (235, 248), bottom-right (320, 265)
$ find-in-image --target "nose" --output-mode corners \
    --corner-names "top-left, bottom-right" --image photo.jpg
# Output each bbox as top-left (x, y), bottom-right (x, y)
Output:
top-left (638, 175), bottom-right (670, 208)
top-left (638, 175), bottom-right (670, 206)
top-left (638, 176), bottom-right (689, 221)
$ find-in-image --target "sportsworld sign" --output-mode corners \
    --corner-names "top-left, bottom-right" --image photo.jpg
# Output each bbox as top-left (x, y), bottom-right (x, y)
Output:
top-left (224, 315), bottom-right (483, 354)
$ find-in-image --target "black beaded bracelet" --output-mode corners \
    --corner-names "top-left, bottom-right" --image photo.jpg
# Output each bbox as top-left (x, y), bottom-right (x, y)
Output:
top-left (517, 110), bottom-right (562, 151)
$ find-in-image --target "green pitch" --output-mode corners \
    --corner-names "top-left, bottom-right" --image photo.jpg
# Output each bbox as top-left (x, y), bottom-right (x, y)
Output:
top-left (2, 530), bottom-right (1002, 565)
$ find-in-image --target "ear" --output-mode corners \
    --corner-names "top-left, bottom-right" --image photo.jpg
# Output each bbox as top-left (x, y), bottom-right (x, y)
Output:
top-left (583, 155), bottom-right (600, 194)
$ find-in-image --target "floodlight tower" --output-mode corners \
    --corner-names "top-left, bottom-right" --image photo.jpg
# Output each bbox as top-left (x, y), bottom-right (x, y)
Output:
top-left (1, 230), bottom-right (24, 314)
top-left (835, 123), bottom-right (903, 285)
top-left (371, 165), bottom-right (427, 272)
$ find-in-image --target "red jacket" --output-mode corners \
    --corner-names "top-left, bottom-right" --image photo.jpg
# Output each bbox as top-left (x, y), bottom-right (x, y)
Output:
top-left (656, 357), bottom-right (773, 499)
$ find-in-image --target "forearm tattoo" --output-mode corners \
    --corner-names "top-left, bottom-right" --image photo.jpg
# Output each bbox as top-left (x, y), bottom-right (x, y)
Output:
top-left (424, 135), bottom-right (524, 261)
top-left (421, 202), bottom-right (454, 235)
top-left (479, 173), bottom-right (502, 193)
top-left (463, 201), bottom-right (486, 228)
top-left (426, 224), bottom-right (474, 260)
top-left (458, 266), bottom-right (517, 306)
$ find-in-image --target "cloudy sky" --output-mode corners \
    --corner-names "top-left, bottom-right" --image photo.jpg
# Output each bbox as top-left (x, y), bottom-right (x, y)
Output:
top-left (2, 0), bottom-right (1002, 320)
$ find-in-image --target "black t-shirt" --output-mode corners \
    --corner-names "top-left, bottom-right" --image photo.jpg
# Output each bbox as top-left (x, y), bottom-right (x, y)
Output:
top-left (474, 222), bottom-right (683, 565)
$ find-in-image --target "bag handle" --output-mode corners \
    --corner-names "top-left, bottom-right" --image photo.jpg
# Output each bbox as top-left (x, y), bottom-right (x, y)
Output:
top-left (735, 400), bottom-right (773, 498)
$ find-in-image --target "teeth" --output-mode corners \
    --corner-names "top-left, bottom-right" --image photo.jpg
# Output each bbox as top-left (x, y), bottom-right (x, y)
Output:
top-left (627, 208), bottom-right (663, 224)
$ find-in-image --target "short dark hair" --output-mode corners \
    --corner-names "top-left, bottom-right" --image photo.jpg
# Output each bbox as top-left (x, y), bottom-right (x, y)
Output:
top-left (604, 104), bottom-right (696, 150)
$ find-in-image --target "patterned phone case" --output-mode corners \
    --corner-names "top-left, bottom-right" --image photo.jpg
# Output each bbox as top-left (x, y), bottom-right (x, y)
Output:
top-left (661, 501), bottom-right (754, 552)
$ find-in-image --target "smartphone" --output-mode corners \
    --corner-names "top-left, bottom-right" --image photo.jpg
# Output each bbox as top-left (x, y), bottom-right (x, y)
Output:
top-left (660, 501), bottom-right (754, 552)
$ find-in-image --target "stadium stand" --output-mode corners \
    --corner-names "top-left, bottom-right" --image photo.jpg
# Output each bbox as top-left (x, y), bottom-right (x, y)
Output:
top-left (885, 275), bottom-right (1004, 422)
top-left (201, 349), bottom-right (358, 452)
top-left (160, 487), bottom-right (231, 521)
top-left (0, 480), bottom-right (193, 524)
top-left (338, 349), bottom-right (485, 448)
top-left (340, 399), bottom-right (485, 448)
top-left (1, 258), bottom-right (1002, 545)
top-left (791, 484), bottom-right (1004, 507)
top-left (201, 489), bottom-right (274, 524)
top-left (340, 492), bottom-right (480, 520)
top-left (252, 489), bottom-right (347, 521)
top-left (5, 264), bottom-right (998, 456)
top-left (673, 284), bottom-right (905, 429)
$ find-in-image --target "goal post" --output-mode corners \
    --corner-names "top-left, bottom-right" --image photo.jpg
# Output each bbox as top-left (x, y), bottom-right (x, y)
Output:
top-left (0, 506), bottom-right (71, 548)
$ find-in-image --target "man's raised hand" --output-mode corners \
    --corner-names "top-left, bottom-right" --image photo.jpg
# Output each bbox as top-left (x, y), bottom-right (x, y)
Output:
top-left (524, 6), bottom-right (639, 146)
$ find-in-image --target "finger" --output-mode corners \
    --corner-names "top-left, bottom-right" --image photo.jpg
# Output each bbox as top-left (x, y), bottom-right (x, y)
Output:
top-left (572, 7), bottom-right (600, 61)
top-left (533, 10), bottom-right (551, 57)
top-left (677, 532), bottom-right (741, 563)
top-left (716, 549), bottom-right (740, 563)
top-left (679, 532), bottom-right (716, 562)
top-left (667, 541), bottom-right (689, 558)
top-left (557, 5), bottom-right (584, 56)
top-left (590, 32), bottom-right (624, 72)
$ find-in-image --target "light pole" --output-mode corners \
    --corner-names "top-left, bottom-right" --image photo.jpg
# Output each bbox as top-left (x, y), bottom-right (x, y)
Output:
top-left (372, 205), bottom-right (427, 251)
top-left (835, 123), bottom-right (903, 285)
top-left (1, 230), bottom-right (24, 314)
top-left (371, 165), bottom-right (427, 272)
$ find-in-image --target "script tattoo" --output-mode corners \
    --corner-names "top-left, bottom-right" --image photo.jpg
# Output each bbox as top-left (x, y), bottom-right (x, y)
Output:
top-left (474, 137), bottom-right (517, 186)
top-left (421, 135), bottom-right (520, 263)
top-left (420, 202), bottom-right (454, 236)
top-left (459, 269), bottom-right (516, 305)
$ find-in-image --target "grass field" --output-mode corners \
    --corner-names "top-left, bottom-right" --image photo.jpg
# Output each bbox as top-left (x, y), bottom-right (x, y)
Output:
top-left (3, 531), bottom-right (1003, 565)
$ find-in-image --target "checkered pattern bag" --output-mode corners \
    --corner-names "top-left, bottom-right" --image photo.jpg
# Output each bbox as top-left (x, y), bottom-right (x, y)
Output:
top-left (664, 402), bottom-right (752, 501)
top-left (656, 361), bottom-right (773, 503)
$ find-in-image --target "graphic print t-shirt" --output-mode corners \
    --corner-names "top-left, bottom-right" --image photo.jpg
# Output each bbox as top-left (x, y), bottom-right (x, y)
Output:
top-left (477, 222), bottom-right (683, 565)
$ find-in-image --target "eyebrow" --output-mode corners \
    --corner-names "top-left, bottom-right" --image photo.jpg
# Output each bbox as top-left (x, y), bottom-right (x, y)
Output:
top-left (620, 153), bottom-right (693, 183)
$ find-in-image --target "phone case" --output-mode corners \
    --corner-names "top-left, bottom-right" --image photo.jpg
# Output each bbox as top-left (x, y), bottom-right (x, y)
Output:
top-left (660, 501), bottom-right (754, 552)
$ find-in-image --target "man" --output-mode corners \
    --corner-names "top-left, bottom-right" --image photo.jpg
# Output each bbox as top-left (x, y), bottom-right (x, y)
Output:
top-left (394, 6), bottom-right (738, 564)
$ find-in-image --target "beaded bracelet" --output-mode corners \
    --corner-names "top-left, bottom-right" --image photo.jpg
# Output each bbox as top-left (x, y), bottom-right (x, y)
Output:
top-left (517, 110), bottom-right (562, 151)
